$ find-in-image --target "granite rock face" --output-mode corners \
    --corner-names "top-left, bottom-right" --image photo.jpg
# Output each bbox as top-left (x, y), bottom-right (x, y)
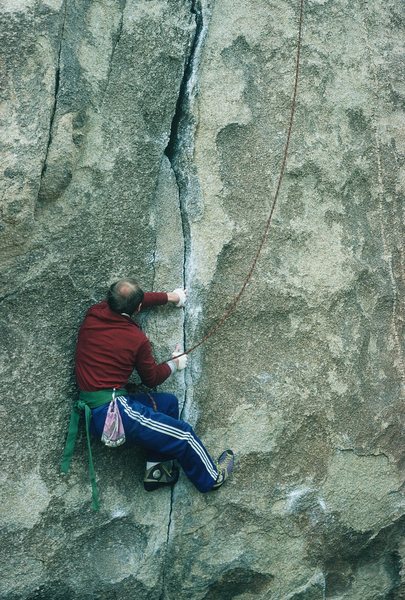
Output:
top-left (0, 1), bottom-right (404, 599)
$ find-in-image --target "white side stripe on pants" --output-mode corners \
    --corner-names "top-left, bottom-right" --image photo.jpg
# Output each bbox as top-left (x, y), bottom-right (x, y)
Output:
top-left (118, 397), bottom-right (218, 481)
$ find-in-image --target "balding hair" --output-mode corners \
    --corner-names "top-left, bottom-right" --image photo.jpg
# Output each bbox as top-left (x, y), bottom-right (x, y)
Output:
top-left (107, 278), bottom-right (144, 315)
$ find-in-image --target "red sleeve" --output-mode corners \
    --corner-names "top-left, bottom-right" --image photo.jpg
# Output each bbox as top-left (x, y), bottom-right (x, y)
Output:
top-left (134, 338), bottom-right (171, 388)
top-left (141, 292), bottom-right (168, 309)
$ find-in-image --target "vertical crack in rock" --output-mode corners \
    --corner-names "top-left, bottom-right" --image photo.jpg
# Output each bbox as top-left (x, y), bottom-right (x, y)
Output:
top-left (37, 0), bottom-right (67, 199)
top-left (164, 0), bottom-right (209, 416)
top-left (164, 0), bottom-right (205, 292)
top-left (161, 2), bottom-right (210, 598)
top-left (151, 243), bottom-right (157, 291)
top-left (165, 0), bottom-right (205, 163)
top-left (102, 0), bottom-right (127, 104)
top-left (159, 485), bottom-right (175, 600)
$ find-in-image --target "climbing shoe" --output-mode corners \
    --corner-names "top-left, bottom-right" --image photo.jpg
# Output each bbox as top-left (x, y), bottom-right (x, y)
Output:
top-left (212, 449), bottom-right (234, 489)
top-left (143, 461), bottom-right (179, 491)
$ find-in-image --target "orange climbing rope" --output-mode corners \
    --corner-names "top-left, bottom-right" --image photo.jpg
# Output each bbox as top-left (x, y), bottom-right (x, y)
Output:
top-left (176, 0), bottom-right (305, 360)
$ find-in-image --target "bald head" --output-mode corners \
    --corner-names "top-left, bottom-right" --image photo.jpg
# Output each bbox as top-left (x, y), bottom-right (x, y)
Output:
top-left (107, 278), bottom-right (144, 315)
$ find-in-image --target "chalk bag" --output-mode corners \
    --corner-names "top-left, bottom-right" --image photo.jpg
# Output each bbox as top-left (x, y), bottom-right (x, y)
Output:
top-left (101, 391), bottom-right (126, 447)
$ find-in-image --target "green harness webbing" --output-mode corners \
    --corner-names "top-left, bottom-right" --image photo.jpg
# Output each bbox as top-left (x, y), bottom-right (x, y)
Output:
top-left (60, 388), bottom-right (127, 511)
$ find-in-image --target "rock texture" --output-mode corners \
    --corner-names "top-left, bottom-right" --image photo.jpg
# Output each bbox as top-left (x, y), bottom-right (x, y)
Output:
top-left (0, 0), bottom-right (404, 599)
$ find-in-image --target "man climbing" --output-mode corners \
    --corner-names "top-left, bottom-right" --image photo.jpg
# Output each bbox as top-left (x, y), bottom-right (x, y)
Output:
top-left (61, 278), bottom-right (234, 509)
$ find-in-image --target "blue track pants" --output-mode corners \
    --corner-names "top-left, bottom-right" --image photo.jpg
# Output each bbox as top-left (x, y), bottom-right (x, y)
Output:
top-left (90, 392), bottom-right (218, 493)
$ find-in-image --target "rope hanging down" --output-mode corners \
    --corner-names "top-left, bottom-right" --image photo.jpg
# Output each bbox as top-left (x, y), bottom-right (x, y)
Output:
top-left (176, 0), bottom-right (305, 359)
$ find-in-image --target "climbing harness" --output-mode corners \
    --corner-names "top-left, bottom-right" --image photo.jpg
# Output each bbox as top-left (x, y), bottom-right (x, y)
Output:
top-left (61, 388), bottom-right (127, 510)
top-left (174, 0), bottom-right (305, 361)
top-left (61, 384), bottom-right (159, 510)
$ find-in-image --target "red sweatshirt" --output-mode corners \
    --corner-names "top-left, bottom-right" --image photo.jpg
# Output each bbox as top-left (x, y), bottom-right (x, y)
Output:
top-left (75, 292), bottom-right (171, 391)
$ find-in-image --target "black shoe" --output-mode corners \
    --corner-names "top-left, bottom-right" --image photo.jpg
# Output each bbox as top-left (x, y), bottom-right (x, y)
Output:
top-left (212, 449), bottom-right (234, 489)
top-left (143, 461), bottom-right (180, 491)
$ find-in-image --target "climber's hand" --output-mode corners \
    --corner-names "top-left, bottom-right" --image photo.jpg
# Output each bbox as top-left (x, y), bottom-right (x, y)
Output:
top-left (167, 288), bottom-right (187, 307)
top-left (172, 343), bottom-right (188, 370)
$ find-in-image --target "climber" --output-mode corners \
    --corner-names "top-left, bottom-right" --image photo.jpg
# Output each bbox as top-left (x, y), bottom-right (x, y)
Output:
top-left (61, 278), bottom-right (234, 510)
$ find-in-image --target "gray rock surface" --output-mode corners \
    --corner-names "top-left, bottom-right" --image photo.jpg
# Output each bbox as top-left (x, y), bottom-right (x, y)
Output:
top-left (0, 0), bottom-right (404, 599)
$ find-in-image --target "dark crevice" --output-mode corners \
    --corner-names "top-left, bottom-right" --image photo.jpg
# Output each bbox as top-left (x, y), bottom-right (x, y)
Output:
top-left (150, 164), bottom-right (160, 293)
top-left (164, 0), bottom-right (203, 163)
top-left (151, 244), bottom-right (157, 291)
top-left (0, 290), bottom-right (20, 304)
top-left (102, 0), bottom-right (126, 104)
top-left (160, 486), bottom-right (175, 600)
top-left (161, 4), bottom-right (208, 599)
top-left (37, 0), bottom-right (67, 196)
top-left (163, 1), bottom-right (207, 419)
top-left (179, 193), bottom-right (190, 389)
